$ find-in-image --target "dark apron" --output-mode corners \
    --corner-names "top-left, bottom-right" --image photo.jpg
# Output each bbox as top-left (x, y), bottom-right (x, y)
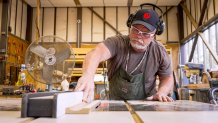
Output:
top-left (109, 67), bottom-right (145, 100)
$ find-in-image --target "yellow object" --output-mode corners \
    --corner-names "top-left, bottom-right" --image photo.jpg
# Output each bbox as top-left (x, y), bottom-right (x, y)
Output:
top-left (16, 70), bottom-right (35, 86)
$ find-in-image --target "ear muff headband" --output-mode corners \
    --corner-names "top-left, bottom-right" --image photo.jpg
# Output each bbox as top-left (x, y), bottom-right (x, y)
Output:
top-left (126, 3), bottom-right (165, 35)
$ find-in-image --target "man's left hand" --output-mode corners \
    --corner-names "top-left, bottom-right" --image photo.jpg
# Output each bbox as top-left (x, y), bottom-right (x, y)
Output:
top-left (146, 93), bottom-right (174, 102)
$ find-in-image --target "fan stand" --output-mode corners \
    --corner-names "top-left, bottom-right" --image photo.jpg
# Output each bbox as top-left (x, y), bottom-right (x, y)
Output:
top-left (47, 84), bottom-right (53, 92)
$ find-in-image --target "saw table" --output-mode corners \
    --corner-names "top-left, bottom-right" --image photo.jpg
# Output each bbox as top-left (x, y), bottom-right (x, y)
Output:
top-left (1, 97), bottom-right (218, 123)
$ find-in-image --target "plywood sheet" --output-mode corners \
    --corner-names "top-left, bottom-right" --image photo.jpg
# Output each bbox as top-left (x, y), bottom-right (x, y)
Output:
top-left (156, 7), bottom-right (167, 42)
top-left (67, 8), bottom-right (77, 42)
top-left (167, 7), bottom-right (179, 42)
top-left (105, 7), bottom-right (116, 38)
top-left (10, 0), bottom-right (17, 34)
top-left (15, 0), bottom-right (22, 37)
top-left (93, 8), bottom-right (103, 42)
top-left (21, 3), bottom-right (27, 40)
top-left (80, 0), bottom-right (103, 6)
top-left (208, 0), bottom-right (215, 20)
top-left (82, 8), bottom-right (91, 42)
top-left (43, 8), bottom-right (55, 36)
top-left (56, 8), bottom-right (67, 40)
top-left (117, 7), bottom-right (128, 35)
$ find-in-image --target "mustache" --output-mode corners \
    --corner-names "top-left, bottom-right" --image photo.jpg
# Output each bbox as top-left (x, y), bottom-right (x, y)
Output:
top-left (130, 38), bottom-right (144, 44)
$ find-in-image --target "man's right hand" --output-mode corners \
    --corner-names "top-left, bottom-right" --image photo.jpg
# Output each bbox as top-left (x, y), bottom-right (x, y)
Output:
top-left (75, 75), bottom-right (95, 103)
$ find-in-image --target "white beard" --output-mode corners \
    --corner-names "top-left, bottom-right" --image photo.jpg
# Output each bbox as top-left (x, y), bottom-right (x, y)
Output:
top-left (130, 39), bottom-right (149, 51)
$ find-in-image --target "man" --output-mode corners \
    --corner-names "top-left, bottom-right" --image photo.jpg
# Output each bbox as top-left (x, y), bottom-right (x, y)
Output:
top-left (75, 6), bottom-right (174, 102)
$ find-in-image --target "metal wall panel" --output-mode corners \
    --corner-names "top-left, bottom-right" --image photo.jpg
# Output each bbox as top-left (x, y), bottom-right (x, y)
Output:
top-left (15, 0), bottom-right (22, 37)
top-left (21, 3), bottom-right (27, 39)
top-left (105, 7), bottom-right (116, 39)
top-left (82, 8), bottom-right (91, 42)
top-left (93, 7), bottom-right (103, 42)
top-left (67, 8), bottom-right (77, 42)
top-left (43, 8), bottom-right (55, 36)
top-left (56, 8), bottom-right (67, 40)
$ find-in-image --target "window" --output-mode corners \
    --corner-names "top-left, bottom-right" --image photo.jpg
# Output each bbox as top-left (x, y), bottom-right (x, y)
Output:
top-left (183, 23), bottom-right (218, 70)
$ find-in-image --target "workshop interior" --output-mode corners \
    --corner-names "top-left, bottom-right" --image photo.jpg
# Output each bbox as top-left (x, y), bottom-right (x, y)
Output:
top-left (0, 0), bottom-right (218, 123)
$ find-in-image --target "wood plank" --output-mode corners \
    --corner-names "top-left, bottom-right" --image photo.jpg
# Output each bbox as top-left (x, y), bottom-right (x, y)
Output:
top-left (66, 100), bottom-right (101, 114)
top-left (184, 83), bottom-right (210, 89)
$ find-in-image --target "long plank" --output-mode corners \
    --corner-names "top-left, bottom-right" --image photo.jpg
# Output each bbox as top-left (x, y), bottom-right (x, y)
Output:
top-left (66, 100), bottom-right (101, 114)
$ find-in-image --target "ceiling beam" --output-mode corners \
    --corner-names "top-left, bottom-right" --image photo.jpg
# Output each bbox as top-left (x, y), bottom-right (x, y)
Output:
top-left (74, 0), bottom-right (81, 6)
top-left (127, 0), bottom-right (133, 7)
top-left (163, 6), bottom-right (174, 17)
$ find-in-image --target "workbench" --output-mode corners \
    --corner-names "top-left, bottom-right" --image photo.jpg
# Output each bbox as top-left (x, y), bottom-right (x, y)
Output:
top-left (1, 98), bottom-right (218, 123)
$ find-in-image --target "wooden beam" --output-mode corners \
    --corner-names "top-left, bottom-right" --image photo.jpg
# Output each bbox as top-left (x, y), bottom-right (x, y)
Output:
top-left (180, 1), bottom-right (218, 64)
top-left (187, 0), bottom-right (209, 62)
top-left (181, 13), bottom-right (218, 44)
top-left (76, 8), bottom-right (82, 48)
top-left (127, 0), bottom-right (133, 6)
top-left (74, 0), bottom-right (81, 6)
top-left (88, 7), bottom-right (122, 35)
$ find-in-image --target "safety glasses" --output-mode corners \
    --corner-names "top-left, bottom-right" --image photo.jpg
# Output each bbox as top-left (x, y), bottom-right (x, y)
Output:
top-left (130, 26), bottom-right (155, 38)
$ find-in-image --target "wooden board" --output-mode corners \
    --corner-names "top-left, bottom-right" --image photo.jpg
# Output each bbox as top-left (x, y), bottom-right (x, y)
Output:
top-left (185, 83), bottom-right (210, 89)
top-left (66, 100), bottom-right (101, 114)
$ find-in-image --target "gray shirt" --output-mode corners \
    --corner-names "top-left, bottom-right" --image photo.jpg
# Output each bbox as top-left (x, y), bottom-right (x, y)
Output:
top-left (103, 35), bottom-right (172, 96)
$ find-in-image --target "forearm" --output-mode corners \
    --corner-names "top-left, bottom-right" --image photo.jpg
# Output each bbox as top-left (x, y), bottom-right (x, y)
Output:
top-left (157, 74), bottom-right (174, 95)
top-left (82, 43), bottom-right (111, 77)
top-left (82, 50), bottom-right (102, 76)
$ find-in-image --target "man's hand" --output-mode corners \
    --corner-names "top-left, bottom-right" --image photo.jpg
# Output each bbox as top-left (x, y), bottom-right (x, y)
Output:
top-left (75, 75), bottom-right (95, 103)
top-left (146, 93), bottom-right (174, 102)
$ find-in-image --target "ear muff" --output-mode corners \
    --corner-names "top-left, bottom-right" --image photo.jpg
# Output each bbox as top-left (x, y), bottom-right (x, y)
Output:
top-left (127, 3), bottom-right (165, 35)
top-left (156, 19), bottom-right (165, 35)
top-left (126, 14), bottom-right (135, 28)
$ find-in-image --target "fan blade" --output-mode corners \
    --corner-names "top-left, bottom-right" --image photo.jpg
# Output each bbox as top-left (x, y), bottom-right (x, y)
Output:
top-left (53, 70), bottom-right (67, 77)
top-left (30, 45), bottom-right (48, 58)
top-left (42, 64), bottom-right (53, 83)
top-left (55, 48), bottom-right (71, 64)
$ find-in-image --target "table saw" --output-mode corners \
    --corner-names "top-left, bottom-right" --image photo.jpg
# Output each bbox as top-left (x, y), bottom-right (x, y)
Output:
top-left (1, 92), bottom-right (218, 123)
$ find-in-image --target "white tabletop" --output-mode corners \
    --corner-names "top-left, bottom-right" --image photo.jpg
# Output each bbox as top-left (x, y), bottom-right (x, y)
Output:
top-left (1, 100), bottom-right (218, 123)
top-left (0, 111), bottom-right (34, 123)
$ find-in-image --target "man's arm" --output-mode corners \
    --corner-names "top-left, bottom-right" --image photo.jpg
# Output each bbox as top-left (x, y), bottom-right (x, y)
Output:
top-left (147, 74), bottom-right (174, 102)
top-left (75, 43), bottom-right (111, 102)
